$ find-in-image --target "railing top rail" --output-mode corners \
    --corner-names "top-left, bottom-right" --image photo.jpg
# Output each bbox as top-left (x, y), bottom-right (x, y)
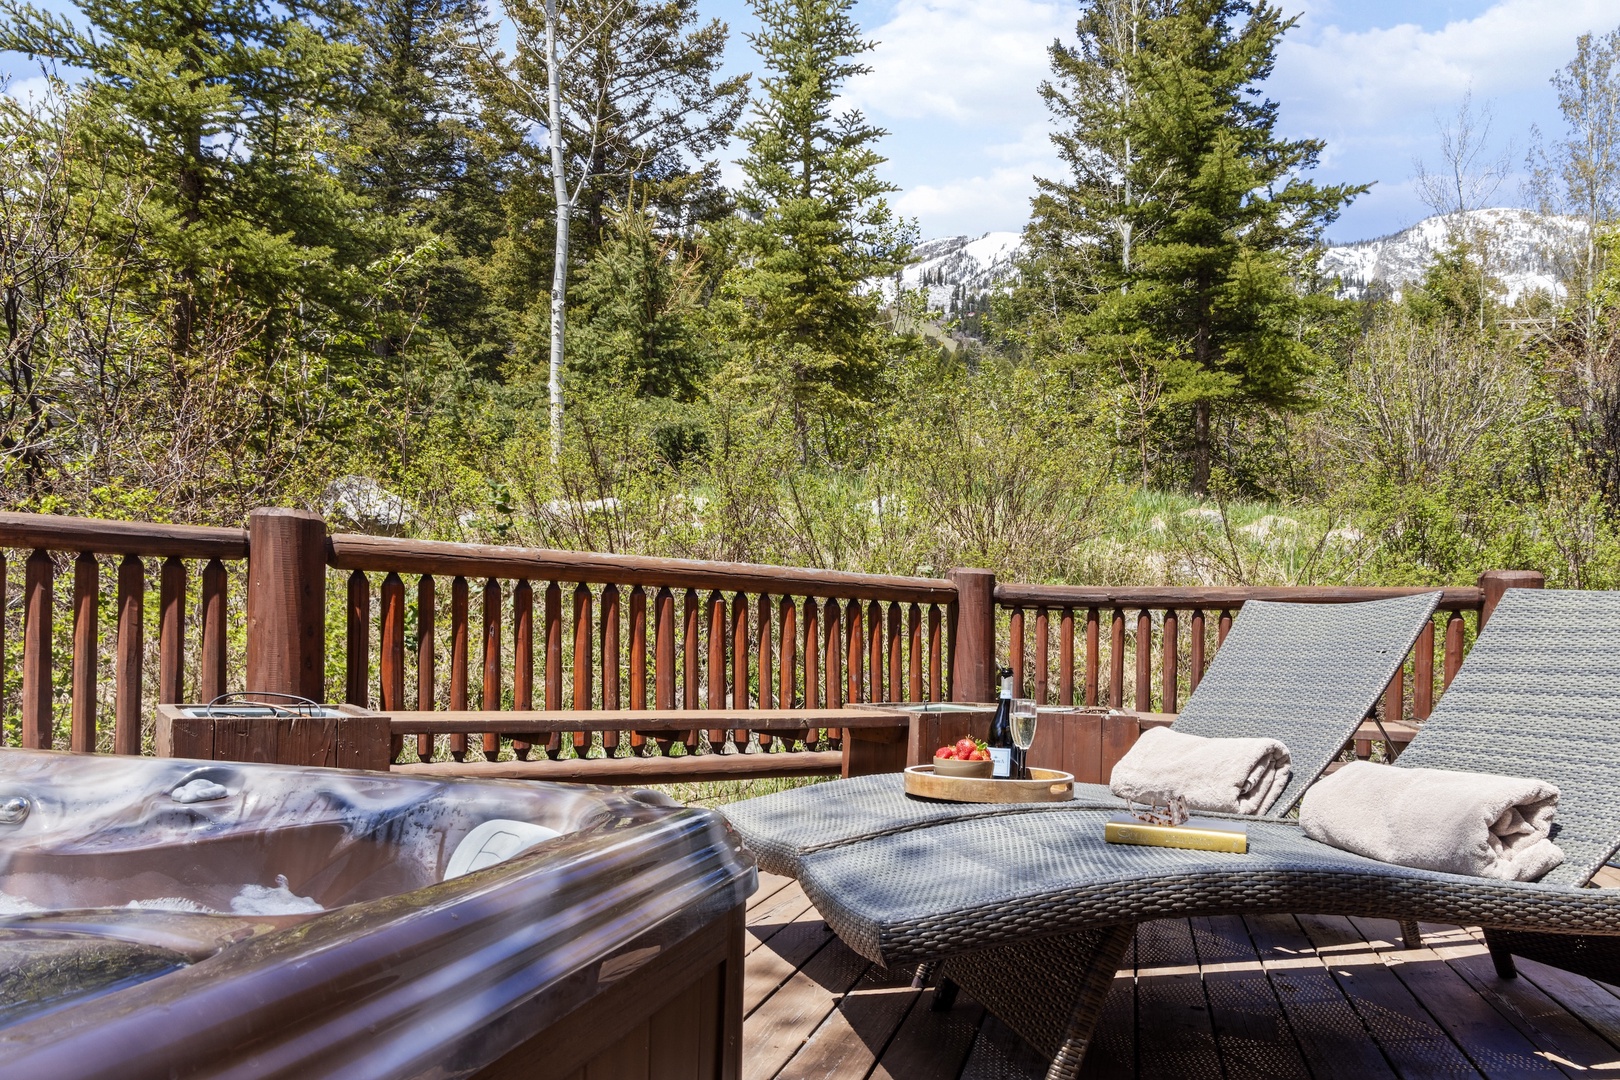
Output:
top-left (0, 512), bottom-right (249, 560)
top-left (327, 532), bottom-right (956, 603)
top-left (994, 582), bottom-right (1485, 611)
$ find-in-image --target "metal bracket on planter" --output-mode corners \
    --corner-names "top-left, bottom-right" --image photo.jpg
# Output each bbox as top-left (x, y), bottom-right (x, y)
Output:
top-left (204, 692), bottom-right (328, 719)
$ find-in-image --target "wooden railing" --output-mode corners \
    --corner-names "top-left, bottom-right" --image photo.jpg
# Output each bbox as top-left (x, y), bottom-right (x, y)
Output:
top-left (326, 529), bottom-right (956, 775)
top-left (0, 513), bottom-right (246, 754)
top-left (989, 573), bottom-right (1543, 733)
top-left (0, 505), bottom-right (1544, 782)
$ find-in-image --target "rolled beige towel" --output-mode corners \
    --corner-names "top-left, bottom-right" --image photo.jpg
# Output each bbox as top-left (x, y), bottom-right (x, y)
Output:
top-left (1110, 727), bottom-right (1293, 815)
top-left (1299, 760), bottom-right (1564, 881)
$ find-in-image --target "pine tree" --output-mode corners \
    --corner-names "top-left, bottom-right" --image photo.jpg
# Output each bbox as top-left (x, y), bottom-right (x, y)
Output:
top-left (1018, 0), bottom-right (1363, 493)
top-left (719, 0), bottom-right (910, 457)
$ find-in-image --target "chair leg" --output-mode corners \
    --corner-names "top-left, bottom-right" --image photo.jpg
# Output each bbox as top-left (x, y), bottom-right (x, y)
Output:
top-left (911, 960), bottom-right (937, 989)
top-left (1398, 919), bottom-right (1423, 950)
top-left (1485, 929), bottom-right (1519, 980)
top-left (931, 977), bottom-right (960, 1010)
top-left (938, 923), bottom-right (1136, 1080)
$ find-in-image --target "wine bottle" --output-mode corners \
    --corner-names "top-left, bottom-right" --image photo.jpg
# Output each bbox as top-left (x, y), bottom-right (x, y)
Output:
top-left (987, 665), bottom-right (1015, 779)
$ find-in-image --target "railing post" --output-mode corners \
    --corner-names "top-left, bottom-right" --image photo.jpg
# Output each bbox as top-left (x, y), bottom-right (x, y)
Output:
top-left (246, 508), bottom-right (328, 700)
top-left (1478, 569), bottom-right (1544, 628)
top-left (946, 568), bottom-right (996, 702)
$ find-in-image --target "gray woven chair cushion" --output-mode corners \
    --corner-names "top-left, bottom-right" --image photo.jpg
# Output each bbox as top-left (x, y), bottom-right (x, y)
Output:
top-left (789, 808), bottom-right (1620, 968)
top-left (723, 591), bottom-right (1441, 873)
top-left (1396, 588), bottom-right (1620, 887)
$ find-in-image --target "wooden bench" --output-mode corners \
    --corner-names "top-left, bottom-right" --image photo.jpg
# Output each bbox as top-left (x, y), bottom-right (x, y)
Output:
top-left (387, 707), bottom-right (911, 783)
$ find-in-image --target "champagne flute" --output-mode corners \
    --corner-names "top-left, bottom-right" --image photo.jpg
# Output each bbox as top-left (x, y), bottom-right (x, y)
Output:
top-left (1012, 699), bottom-right (1038, 780)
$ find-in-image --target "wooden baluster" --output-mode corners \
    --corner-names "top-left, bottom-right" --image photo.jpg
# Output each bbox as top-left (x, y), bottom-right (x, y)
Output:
top-left (778, 595), bottom-right (795, 708)
top-left (380, 572), bottom-right (405, 763)
top-left (114, 556), bottom-right (143, 755)
top-left (706, 591), bottom-right (726, 749)
top-left (1217, 608), bottom-right (1233, 645)
top-left (824, 598), bottom-right (842, 710)
top-left (199, 559), bottom-right (228, 704)
top-left (449, 576), bottom-right (469, 762)
top-left (71, 553), bottom-right (98, 753)
top-left (946, 596), bottom-right (958, 700)
top-left (1384, 661), bottom-right (1405, 751)
top-left (513, 580), bottom-right (535, 759)
top-left (601, 584), bottom-right (620, 754)
top-left (482, 578), bottom-right (503, 760)
top-left (1443, 612), bottom-right (1464, 688)
top-left (757, 593), bottom-right (774, 711)
top-left (572, 583), bottom-right (592, 753)
top-left (908, 604), bottom-right (923, 702)
top-left (0, 551), bottom-right (5, 745)
top-left (1108, 607), bottom-right (1125, 709)
top-left (1084, 607), bottom-right (1100, 707)
top-left (867, 598), bottom-right (883, 703)
top-left (629, 586), bottom-right (648, 752)
top-left (803, 595), bottom-right (820, 716)
top-left (416, 575), bottom-right (436, 761)
top-left (1034, 607), bottom-right (1050, 705)
top-left (1413, 618), bottom-right (1435, 720)
top-left (654, 586), bottom-right (674, 708)
top-left (346, 570), bottom-right (370, 707)
top-left (887, 602), bottom-right (903, 703)
top-left (1008, 606), bottom-right (1024, 696)
top-left (1189, 610), bottom-right (1206, 693)
top-left (158, 557), bottom-right (185, 705)
top-left (1161, 609), bottom-right (1179, 714)
top-left (1134, 609), bottom-right (1152, 712)
top-left (546, 582), bottom-right (563, 755)
top-left (927, 604), bottom-right (942, 701)
top-left (22, 549), bottom-right (52, 749)
top-left (1059, 608), bottom-right (1074, 707)
top-left (845, 599), bottom-right (862, 706)
top-left (682, 589), bottom-right (700, 750)
top-left (732, 591), bottom-right (750, 750)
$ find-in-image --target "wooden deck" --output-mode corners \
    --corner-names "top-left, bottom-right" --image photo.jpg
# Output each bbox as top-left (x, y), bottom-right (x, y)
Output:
top-left (744, 872), bottom-right (1620, 1079)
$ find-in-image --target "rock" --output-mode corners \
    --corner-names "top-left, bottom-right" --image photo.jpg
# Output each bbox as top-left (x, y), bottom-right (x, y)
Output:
top-left (1325, 527), bottom-right (1365, 546)
top-left (321, 475), bottom-right (411, 534)
top-left (1237, 515), bottom-right (1300, 542)
top-left (542, 497), bottom-right (620, 516)
top-left (1181, 507), bottom-right (1224, 525)
top-left (1148, 516), bottom-right (1167, 534)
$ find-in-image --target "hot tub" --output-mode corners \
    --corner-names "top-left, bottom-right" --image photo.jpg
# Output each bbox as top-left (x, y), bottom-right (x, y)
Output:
top-left (0, 748), bottom-right (755, 1079)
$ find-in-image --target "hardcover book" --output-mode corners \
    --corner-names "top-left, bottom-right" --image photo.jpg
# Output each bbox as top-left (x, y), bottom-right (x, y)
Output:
top-left (1104, 814), bottom-right (1248, 854)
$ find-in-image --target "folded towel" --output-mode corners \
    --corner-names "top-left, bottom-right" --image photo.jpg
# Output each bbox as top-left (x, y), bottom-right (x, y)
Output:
top-left (1109, 727), bottom-right (1293, 816)
top-left (1299, 761), bottom-right (1564, 881)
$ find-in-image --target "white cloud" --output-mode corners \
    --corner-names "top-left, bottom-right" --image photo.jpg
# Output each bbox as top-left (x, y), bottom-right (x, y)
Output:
top-left (845, 0), bottom-right (1068, 126)
top-left (1275, 0), bottom-right (1617, 129)
top-left (2, 75), bottom-right (57, 110)
top-left (896, 165), bottom-right (1042, 236)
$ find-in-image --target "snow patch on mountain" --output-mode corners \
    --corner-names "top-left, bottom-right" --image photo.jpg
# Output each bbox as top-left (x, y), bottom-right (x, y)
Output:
top-left (1317, 208), bottom-right (1587, 303)
top-left (879, 210), bottom-right (1587, 319)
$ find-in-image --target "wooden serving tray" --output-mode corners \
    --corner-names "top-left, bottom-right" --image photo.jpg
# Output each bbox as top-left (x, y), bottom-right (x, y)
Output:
top-left (902, 765), bottom-right (1075, 804)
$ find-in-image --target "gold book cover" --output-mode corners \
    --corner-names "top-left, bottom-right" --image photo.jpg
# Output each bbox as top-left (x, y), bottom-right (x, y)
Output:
top-left (1103, 815), bottom-right (1248, 854)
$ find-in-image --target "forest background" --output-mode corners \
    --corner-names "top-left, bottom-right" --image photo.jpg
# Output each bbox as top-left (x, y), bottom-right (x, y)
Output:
top-left (4, 0), bottom-right (1620, 594)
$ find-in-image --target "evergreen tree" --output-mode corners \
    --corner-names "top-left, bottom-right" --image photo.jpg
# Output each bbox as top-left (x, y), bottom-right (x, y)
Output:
top-left (719, 0), bottom-right (910, 457)
top-left (1017, 0), bottom-right (1363, 492)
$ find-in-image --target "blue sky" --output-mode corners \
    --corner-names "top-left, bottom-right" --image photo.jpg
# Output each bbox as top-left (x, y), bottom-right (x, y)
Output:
top-left (702, 0), bottom-right (1620, 241)
top-left (6, 0), bottom-right (1617, 242)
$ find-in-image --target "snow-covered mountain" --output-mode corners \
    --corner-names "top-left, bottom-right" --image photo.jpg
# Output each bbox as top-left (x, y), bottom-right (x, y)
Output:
top-left (888, 210), bottom-right (1587, 317)
top-left (1317, 208), bottom-right (1587, 303)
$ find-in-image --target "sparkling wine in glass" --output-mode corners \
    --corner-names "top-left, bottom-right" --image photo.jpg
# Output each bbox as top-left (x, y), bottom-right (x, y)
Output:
top-left (1011, 699), bottom-right (1038, 780)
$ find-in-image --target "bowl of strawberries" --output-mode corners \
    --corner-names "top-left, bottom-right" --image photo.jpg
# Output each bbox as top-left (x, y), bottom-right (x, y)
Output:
top-left (933, 736), bottom-right (993, 778)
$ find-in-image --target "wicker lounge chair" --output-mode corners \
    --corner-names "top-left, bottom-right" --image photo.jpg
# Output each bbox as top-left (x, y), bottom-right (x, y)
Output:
top-left (724, 590), bottom-right (1442, 878)
top-left (725, 589), bottom-right (1620, 1080)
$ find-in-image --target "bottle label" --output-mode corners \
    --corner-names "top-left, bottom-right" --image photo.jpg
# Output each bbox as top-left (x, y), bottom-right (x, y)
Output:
top-left (988, 746), bottom-right (1012, 779)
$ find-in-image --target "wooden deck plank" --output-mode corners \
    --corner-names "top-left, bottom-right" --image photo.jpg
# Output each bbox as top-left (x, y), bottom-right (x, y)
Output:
top-left (743, 936), bottom-right (871, 1079)
top-left (745, 902), bottom-right (836, 1015)
top-left (748, 872), bottom-right (795, 915)
top-left (869, 985), bottom-right (986, 1080)
top-left (747, 881), bottom-right (818, 957)
top-left (1498, 949), bottom-right (1620, 1059)
top-left (1133, 919), bottom-right (1220, 1080)
top-left (1345, 916), bottom-right (1563, 1079)
top-left (1191, 915), bottom-right (1313, 1079)
top-left (960, 1013), bottom-right (1049, 1080)
top-left (775, 963), bottom-right (919, 1080)
top-left (1243, 914), bottom-right (1398, 1079)
top-left (1294, 913), bottom-right (1483, 1077)
top-left (1417, 923), bottom-right (1620, 1075)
